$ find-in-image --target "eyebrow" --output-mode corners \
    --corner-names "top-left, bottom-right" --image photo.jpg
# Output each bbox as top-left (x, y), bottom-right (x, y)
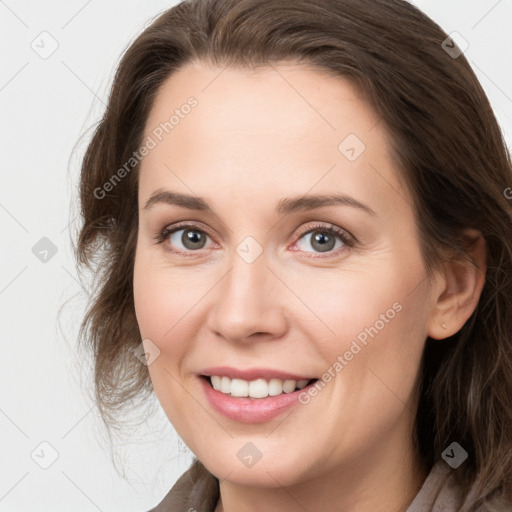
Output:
top-left (143, 189), bottom-right (376, 216)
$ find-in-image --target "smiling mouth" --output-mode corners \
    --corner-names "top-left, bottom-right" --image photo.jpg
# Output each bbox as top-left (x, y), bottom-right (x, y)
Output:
top-left (201, 375), bottom-right (319, 399)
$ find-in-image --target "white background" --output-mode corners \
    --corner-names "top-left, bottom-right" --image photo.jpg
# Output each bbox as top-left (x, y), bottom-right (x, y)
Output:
top-left (1, 1), bottom-right (511, 510)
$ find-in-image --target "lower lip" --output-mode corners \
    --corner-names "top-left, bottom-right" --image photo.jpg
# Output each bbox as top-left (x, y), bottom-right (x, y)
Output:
top-left (199, 376), bottom-right (317, 423)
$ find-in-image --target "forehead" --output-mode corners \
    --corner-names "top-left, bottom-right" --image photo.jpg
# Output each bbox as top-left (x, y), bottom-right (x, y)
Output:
top-left (143, 60), bottom-right (381, 151)
top-left (138, 61), bottom-right (410, 219)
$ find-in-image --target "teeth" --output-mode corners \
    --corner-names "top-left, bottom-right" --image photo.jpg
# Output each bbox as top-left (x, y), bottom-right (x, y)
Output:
top-left (209, 376), bottom-right (311, 398)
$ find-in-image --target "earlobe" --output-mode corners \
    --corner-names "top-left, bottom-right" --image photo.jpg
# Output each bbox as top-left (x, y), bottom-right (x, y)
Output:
top-left (427, 230), bottom-right (487, 340)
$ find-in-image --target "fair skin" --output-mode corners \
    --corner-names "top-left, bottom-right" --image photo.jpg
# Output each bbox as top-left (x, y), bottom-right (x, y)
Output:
top-left (133, 61), bottom-right (486, 512)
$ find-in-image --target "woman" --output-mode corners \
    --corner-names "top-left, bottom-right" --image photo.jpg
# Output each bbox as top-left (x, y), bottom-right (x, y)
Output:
top-left (75, 0), bottom-right (512, 510)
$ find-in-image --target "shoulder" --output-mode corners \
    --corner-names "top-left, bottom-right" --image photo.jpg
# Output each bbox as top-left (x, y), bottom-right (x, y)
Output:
top-left (146, 458), bottom-right (219, 512)
top-left (145, 457), bottom-right (511, 512)
top-left (407, 460), bottom-right (511, 512)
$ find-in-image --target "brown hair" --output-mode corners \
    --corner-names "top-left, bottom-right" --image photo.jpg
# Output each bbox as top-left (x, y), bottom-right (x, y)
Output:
top-left (74, 0), bottom-right (512, 507)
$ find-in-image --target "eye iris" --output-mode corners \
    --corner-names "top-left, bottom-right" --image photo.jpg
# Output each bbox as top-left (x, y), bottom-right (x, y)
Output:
top-left (182, 229), bottom-right (206, 249)
top-left (311, 231), bottom-right (335, 252)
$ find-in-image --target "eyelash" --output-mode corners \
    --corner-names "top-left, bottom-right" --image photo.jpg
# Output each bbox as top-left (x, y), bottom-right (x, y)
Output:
top-left (154, 221), bottom-right (355, 259)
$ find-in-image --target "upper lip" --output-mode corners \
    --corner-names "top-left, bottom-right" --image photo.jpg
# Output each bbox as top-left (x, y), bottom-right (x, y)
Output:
top-left (199, 366), bottom-right (316, 381)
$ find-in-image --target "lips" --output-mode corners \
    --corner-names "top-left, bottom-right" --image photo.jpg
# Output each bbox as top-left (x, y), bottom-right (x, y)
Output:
top-left (199, 366), bottom-right (315, 381)
top-left (198, 373), bottom-right (320, 423)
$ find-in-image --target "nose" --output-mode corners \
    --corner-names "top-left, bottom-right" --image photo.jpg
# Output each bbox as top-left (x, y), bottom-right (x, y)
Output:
top-left (205, 249), bottom-right (289, 344)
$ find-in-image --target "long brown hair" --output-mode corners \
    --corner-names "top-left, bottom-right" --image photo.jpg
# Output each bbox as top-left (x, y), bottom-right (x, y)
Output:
top-left (74, 0), bottom-right (512, 507)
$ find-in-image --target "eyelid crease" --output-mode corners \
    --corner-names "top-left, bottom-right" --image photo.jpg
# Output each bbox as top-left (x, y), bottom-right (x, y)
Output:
top-left (294, 221), bottom-right (356, 245)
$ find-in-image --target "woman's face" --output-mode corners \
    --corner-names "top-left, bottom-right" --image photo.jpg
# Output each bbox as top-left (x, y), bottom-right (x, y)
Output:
top-left (133, 61), bottom-right (440, 487)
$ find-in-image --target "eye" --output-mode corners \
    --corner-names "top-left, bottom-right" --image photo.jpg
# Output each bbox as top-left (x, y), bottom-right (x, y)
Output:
top-left (155, 223), bottom-right (214, 255)
top-left (292, 223), bottom-right (354, 257)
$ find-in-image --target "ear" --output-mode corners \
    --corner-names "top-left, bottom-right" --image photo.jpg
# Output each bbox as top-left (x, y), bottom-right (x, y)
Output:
top-left (427, 229), bottom-right (487, 340)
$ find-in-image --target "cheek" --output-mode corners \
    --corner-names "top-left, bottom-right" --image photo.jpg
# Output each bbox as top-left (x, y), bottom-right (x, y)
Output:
top-left (291, 264), bottom-right (408, 350)
top-left (132, 249), bottom-right (216, 420)
top-left (294, 257), bottom-right (428, 398)
top-left (133, 250), bottom-right (204, 341)
top-left (133, 254), bottom-right (199, 426)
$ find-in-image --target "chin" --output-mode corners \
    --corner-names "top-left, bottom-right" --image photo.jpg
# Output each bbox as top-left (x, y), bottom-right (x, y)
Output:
top-left (197, 442), bottom-right (315, 488)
